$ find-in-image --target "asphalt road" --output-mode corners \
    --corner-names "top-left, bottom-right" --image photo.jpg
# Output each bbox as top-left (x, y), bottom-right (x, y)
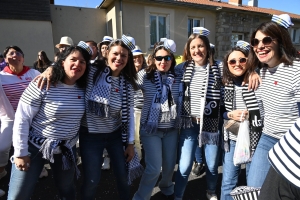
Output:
top-left (0, 149), bottom-right (246, 200)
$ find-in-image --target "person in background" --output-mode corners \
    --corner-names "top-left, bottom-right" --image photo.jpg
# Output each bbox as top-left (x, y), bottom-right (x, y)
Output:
top-left (0, 54), bottom-right (6, 71)
top-left (220, 41), bottom-right (263, 200)
top-left (98, 36), bottom-right (113, 59)
top-left (33, 51), bottom-right (52, 73)
top-left (0, 46), bottom-right (40, 198)
top-left (132, 45), bottom-right (147, 160)
top-left (55, 36), bottom-right (74, 53)
top-left (246, 14), bottom-right (300, 188)
top-left (132, 39), bottom-right (180, 200)
top-left (86, 40), bottom-right (99, 63)
top-left (7, 42), bottom-right (91, 200)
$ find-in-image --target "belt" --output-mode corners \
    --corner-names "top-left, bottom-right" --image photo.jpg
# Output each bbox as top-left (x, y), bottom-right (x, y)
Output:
top-left (192, 117), bottom-right (201, 124)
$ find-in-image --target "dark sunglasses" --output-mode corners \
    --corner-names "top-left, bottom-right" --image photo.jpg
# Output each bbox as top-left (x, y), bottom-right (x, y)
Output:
top-left (251, 36), bottom-right (274, 47)
top-left (154, 55), bottom-right (171, 61)
top-left (228, 58), bottom-right (247, 65)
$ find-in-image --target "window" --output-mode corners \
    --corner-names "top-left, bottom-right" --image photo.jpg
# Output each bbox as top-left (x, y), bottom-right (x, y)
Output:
top-left (188, 18), bottom-right (204, 37)
top-left (290, 28), bottom-right (300, 43)
top-left (231, 33), bottom-right (244, 48)
top-left (150, 14), bottom-right (169, 47)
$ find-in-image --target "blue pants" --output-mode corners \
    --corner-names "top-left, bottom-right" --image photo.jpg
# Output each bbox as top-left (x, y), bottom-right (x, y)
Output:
top-left (8, 143), bottom-right (76, 200)
top-left (133, 128), bottom-right (178, 200)
top-left (247, 133), bottom-right (279, 187)
top-left (221, 140), bottom-right (251, 200)
top-left (79, 126), bottom-right (129, 200)
top-left (174, 122), bottom-right (221, 198)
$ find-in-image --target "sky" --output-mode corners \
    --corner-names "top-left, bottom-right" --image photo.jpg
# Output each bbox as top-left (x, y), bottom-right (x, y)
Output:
top-left (55, 0), bottom-right (300, 15)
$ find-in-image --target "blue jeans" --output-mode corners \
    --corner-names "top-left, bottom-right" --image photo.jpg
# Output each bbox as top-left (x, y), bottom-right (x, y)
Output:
top-left (174, 122), bottom-right (221, 198)
top-left (133, 128), bottom-right (178, 200)
top-left (8, 143), bottom-right (76, 200)
top-left (79, 126), bottom-right (129, 200)
top-left (221, 140), bottom-right (251, 200)
top-left (247, 133), bottom-right (279, 187)
top-left (195, 146), bottom-right (203, 163)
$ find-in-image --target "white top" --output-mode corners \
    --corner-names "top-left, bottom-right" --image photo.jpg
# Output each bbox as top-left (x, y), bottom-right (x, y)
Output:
top-left (256, 61), bottom-right (300, 139)
top-left (13, 81), bottom-right (85, 157)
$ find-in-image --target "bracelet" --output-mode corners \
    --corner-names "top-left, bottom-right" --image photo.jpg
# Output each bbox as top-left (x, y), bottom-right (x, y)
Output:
top-left (127, 141), bottom-right (135, 145)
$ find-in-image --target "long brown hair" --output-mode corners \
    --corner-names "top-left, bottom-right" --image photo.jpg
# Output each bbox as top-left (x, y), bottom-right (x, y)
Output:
top-left (93, 40), bottom-right (137, 90)
top-left (247, 21), bottom-right (298, 70)
top-left (36, 50), bottom-right (51, 68)
top-left (182, 34), bottom-right (214, 66)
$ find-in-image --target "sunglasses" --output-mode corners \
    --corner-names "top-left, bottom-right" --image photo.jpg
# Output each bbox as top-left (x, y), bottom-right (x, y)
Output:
top-left (154, 55), bottom-right (171, 61)
top-left (228, 58), bottom-right (247, 65)
top-left (251, 36), bottom-right (275, 47)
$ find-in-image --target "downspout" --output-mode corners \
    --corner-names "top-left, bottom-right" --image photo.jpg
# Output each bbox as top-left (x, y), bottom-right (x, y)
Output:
top-left (119, 0), bottom-right (123, 35)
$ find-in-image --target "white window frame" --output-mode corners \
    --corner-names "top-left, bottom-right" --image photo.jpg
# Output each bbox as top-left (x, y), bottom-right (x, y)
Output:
top-left (231, 33), bottom-right (244, 48)
top-left (290, 28), bottom-right (300, 44)
top-left (149, 13), bottom-right (170, 47)
top-left (187, 17), bottom-right (204, 37)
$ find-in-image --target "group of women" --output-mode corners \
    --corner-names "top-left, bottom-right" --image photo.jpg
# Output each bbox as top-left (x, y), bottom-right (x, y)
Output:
top-left (0, 13), bottom-right (299, 200)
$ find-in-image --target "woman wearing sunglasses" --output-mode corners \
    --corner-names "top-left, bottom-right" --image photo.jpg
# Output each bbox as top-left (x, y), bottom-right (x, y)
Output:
top-left (246, 14), bottom-right (300, 188)
top-left (7, 42), bottom-right (91, 200)
top-left (174, 27), bottom-right (223, 200)
top-left (220, 41), bottom-right (263, 200)
top-left (133, 39), bottom-right (180, 200)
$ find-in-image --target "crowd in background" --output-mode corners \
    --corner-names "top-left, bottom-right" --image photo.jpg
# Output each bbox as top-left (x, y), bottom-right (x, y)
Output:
top-left (0, 13), bottom-right (300, 200)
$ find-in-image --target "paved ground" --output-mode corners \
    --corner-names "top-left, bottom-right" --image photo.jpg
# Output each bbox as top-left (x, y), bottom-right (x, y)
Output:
top-left (0, 149), bottom-right (246, 200)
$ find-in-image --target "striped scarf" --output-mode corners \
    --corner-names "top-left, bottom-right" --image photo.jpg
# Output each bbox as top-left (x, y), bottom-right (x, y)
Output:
top-left (175, 60), bottom-right (222, 146)
top-left (224, 83), bottom-right (263, 159)
top-left (88, 67), bottom-right (143, 184)
top-left (142, 70), bottom-right (176, 134)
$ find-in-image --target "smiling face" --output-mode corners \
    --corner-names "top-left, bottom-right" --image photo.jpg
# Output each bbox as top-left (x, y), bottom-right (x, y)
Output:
top-left (253, 30), bottom-right (280, 68)
top-left (5, 48), bottom-right (24, 68)
top-left (107, 45), bottom-right (129, 77)
top-left (154, 49), bottom-right (172, 72)
top-left (189, 38), bottom-right (208, 66)
top-left (227, 50), bottom-right (248, 77)
top-left (133, 54), bottom-right (144, 72)
top-left (62, 50), bottom-right (87, 85)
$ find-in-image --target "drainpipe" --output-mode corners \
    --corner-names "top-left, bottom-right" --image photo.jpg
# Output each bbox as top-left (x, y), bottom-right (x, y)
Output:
top-left (120, 0), bottom-right (123, 36)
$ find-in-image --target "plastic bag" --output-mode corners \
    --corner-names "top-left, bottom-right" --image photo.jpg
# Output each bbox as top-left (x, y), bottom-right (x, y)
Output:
top-left (233, 119), bottom-right (250, 166)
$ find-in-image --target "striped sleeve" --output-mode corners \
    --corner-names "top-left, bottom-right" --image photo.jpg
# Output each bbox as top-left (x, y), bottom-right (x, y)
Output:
top-left (20, 81), bottom-right (43, 107)
top-left (268, 118), bottom-right (300, 188)
top-left (292, 61), bottom-right (300, 102)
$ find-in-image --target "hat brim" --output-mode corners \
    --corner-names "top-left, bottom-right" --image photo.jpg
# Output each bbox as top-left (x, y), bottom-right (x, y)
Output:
top-left (133, 52), bottom-right (146, 56)
top-left (55, 43), bottom-right (71, 48)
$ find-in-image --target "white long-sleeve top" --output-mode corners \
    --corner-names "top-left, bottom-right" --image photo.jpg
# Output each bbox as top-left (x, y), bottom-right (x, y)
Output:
top-left (13, 81), bottom-right (85, 157)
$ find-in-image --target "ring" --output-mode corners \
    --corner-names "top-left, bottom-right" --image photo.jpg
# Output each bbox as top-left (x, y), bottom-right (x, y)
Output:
top-left (43, 77), bottom-right (47, 81)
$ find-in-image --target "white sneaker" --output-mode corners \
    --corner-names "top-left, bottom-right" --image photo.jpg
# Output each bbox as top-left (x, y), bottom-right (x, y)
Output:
top-left (39, 167), bottom-right (48, 178)
top-left (102, 156), bottom-right (110, 170)
top-left (0, 189), bottom-right (5, 197)
top-left (0, 169), bottom-right (7, 179)
top-left (206, 192), bottom-right (218, 200)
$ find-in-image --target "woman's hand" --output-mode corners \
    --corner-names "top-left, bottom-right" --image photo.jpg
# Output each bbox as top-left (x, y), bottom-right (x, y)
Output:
top-left (124, 144), bottom-right (134, 162)
top-left (244, 72), bottom-right (262, 90)
top-left (14, 156), bottom-right (31, 171)
top-left (227, 110), bottom-right (248, 122)
top-left (33, 66), bottom-right (54, 90)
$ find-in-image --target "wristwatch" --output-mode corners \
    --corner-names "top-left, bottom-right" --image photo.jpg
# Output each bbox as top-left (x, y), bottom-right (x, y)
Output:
top-left (127, 141), bottom-right (135, 145)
